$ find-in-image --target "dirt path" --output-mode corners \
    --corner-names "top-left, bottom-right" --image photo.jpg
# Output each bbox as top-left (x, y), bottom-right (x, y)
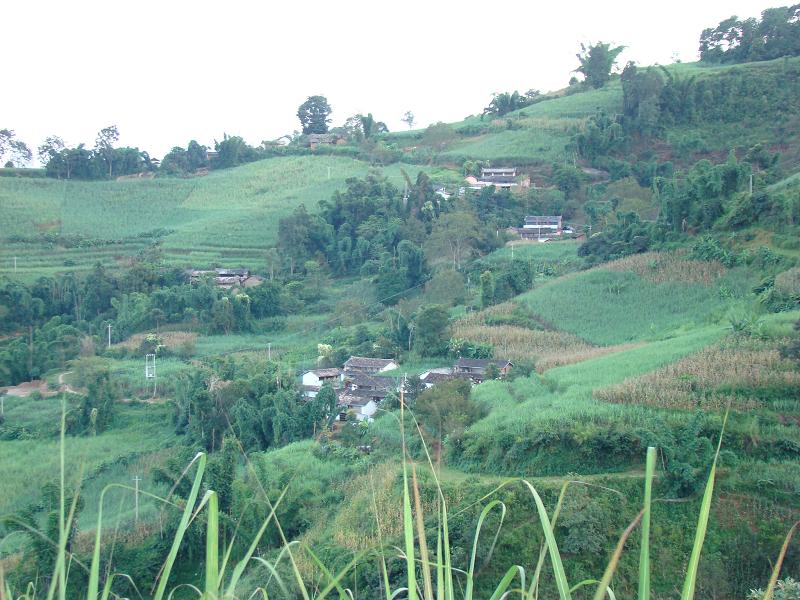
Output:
top-left (1, 372), bottom-right (82, 398)
top-left (57, 371), bottom-right (81, 394)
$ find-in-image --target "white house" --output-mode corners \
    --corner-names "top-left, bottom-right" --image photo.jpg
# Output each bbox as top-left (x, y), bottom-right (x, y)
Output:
top-left (302, 368), bottom-right (342, 388)
top-left (336, 390), bottom-right (378, 422)
top-left (342, 356), bottom-right (399, 375)
top-left (300, 368), bottom-right (341, 399)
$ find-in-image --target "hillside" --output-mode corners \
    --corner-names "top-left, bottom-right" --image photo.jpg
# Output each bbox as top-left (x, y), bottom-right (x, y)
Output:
top-left (0, 156), bottom-right (458, 280)
top-left (2, 44), bottom-right (800, 600)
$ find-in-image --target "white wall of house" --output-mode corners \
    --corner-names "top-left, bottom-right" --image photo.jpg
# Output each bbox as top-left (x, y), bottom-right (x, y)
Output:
top-left (356, 400), bottom-right (378, 421)
top-left (378, 361), bottom-right (399, 373)
top-left (302, 372), bottom-right (321, 387)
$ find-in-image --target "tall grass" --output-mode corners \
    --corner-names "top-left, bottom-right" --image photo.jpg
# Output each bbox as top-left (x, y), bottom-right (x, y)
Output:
top-left (2, 395), bottom-right (797, 600)
top-left (516, 269), bottom-right (741, 345)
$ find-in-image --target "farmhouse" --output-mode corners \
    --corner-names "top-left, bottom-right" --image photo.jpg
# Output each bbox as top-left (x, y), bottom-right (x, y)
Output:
top-left (342, 356), bottom-right (399, 375)
top-left (418, 368), bottom-right (470, 388)
top-left (304, 133), bottom-right (346, 149)
top-left (188, 268), bottom-right (261, 289)
top-left (336, 389), bottom-right (378, 422)
top-left (479, 167), bottom-right (518, 188)
top-left (300, 368), bottom-right (342, 399)
top-left (342, 370), bottom-right (398, 398)
top-left (517, 215), bottom-right (563, 239)
top-left (453, 358), bottom-right (513, 383)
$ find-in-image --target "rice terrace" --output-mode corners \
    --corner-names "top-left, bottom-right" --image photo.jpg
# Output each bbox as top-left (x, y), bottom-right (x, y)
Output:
top-left (1, 3), bottom-right (800, 599)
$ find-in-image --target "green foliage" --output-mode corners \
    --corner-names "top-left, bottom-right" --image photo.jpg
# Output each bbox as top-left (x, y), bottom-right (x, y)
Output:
top-left (413, 305), bottom-right (451, 357)
top-left (67, 369), bottom-right (119, 436)
top-left (700, 6), bottom-right (800, 63)
top-left (574, 42), bottom-right (626, 89)
top-left (297, 95), bottom-right (332, 134)
top-left (518, 268), bottom-right (744, 345)
top-left (482, 90), bottom-right (540, 118)
top-left (415, 379), bottom-right (484, 443)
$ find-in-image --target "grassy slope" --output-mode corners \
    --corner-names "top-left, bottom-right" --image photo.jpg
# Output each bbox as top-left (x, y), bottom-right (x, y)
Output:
top-left (0, 401), bottom-right (175, 541)
top-left (0, 156), bottom-right (457, 281)
top-left (516, 265), bottom-right (755, 345)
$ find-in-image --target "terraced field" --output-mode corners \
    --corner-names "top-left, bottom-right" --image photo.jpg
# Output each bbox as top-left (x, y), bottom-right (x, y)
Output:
top-left (0, 157), bottom-right (458, 281)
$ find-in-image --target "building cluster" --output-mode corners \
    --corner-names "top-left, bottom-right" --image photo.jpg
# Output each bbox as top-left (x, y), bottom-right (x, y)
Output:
top-left (301, 356), bottom-right (513, 422)
top-left (187, 268), bottom-right (263, 289)
top-left (465, 167), bottom-right (526, 190)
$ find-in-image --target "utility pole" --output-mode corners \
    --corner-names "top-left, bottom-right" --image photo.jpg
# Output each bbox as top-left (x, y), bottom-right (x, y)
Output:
top-left (132, 476), bottom-right (141, 524)
top-left (327, 166), bottom-right (331, 180)
top-left (268, 343), bottom-right (272, 361)
top-left (107, 323), bottom-right (113, 349)
top-left (749, 173), bottom-right (754, 194)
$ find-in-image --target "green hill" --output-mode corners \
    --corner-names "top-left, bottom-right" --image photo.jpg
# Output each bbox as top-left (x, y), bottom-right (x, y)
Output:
top-left (0, 156), bottom-right (457, 280)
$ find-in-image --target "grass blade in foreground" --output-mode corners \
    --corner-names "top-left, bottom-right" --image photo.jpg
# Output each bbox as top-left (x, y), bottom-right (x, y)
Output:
top-left (762, 521), bottom-right (799, 600)
top-left (680, 410), bottom-right (729, 600)
top-left (521, 480), bottom-right (572, 600)
top-left (638, 447), bottom-right (656, 600)
top-left (592, 509), bottom-right (644, 600)
top-left (152, 452), bottom-right (206, 600)
top-left (204, 491), bottom-right (219, 599)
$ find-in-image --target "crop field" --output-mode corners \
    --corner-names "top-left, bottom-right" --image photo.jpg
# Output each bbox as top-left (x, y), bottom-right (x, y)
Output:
top-left (0, 400), bottom-right (175, 531)
top-left (515, 264), bottom-right (756, 345)
top-left (602, 251), bottom-right (727, 284)
top-left (440, 127), bottom-right (575, 164)
top-left (0, 157), bottom-right (457, 281)
top-left (440, 82), bottom-right (623, 163)
top-left (594, 336), bottom-right (800, 411)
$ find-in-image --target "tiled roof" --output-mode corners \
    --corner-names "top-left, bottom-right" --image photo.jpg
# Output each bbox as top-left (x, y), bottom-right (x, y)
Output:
top-left (455, 358), bottom-right (512, 369)
top-left (344, 356), bottom-right (397, 369)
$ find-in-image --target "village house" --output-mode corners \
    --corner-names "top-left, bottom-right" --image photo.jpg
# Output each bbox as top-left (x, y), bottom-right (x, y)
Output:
top-left (517, 215), bottom-right (563, 240)
top-left (479, 167), bottom-right (518, 188)
top-left (418, 367), bottom-right (470, 388)
top-left (300, 368), bottom-right (342, 399)
top-left (335, 389), bottom-right (378, 422)
top-left (304, 133), bottom-right (346, 149)
top-left (453, 358), bottom-right (513, 383)
top-left (342, 356), bottom-right (399, 376)
top-left (187, 268), bottom-right (261, 289)
top-left (342, 371), bottom-right (398, 400)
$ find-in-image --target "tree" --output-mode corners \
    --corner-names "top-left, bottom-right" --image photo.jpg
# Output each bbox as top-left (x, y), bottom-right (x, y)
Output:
top-left (402, 111), bottom-right (415, 129)
top-left (186, 140), bottom-right (208, 170)
top-left (414, 305), bottom-right (451, 357)
top-left (480, 270), bottom-right (495, 308)
top-left (297, 95), bottom-right (332, 134)
top-left (699, 7), bottom-right (800, 63)
top-left (0, 129), bottom-right (32, 167)
top-left (359, 113), bottom-right (388, 138)
top-left (215, 134), bottom-right (258, 169)
top-left (424, 211), bottom-right (481, 270)
top-left (574, 42), bottom-right (625, 89)
top-left (37, 135), bottom-right (66, 166)
top-left (95, 125), bottom-right (119, 178)
top-left (415, 379), bottom-right (483, 460)
top-left (421, 122), bottom-right (456, 150)
top-left (482, 91), bottom-right (531, 118)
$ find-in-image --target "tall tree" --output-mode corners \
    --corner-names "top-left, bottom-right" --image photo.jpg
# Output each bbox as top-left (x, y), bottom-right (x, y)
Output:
top-left (297, 95), bottom-right (332, 134)
top-left (401, 111), bottom-right (415, 129)
top-left (574, 42), bottom-right (626, 89)
top-left (94, 125), bottom-right (119, 178)
top-left (0, 129), bottom-right (32, 167)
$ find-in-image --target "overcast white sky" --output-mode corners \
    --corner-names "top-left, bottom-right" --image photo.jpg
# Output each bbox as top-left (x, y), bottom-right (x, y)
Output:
top-left (5, 0), bottom-right (779, 162)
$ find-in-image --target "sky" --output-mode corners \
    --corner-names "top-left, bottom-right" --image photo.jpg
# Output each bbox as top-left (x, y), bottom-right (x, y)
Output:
top-left (4, 0), bottom-right (780, 163)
